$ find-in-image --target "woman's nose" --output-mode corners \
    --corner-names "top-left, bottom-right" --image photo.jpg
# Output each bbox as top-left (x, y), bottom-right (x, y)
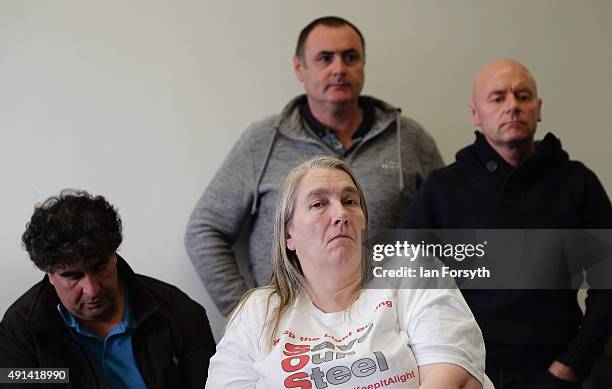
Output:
top-left (334, 216), bottom-right (348, 225)
top-left (333, 205), bottom-right (349, 225)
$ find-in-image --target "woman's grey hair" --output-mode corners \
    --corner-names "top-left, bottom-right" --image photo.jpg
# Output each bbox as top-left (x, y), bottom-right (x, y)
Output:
top-left (228, 156), bottom-right (368, 347)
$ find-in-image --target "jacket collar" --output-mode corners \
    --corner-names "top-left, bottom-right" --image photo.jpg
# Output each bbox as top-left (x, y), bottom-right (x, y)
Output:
top-left (274, 94), bottom-right (401, 143)
top-left (300, 96), bottom-right (376, 140)
top-left (455, 131), bottom-right (568, 194)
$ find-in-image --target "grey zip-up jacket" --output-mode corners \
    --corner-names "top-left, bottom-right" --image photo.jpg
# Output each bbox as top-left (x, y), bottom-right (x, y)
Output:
top-left (185, 95), bottom-right (443, 315)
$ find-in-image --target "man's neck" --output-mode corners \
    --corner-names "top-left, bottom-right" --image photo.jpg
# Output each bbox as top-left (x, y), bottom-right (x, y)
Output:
top-left (488, 139), bottom-right (536, 168)
top-left (307, 98), bottom-right (363, 149)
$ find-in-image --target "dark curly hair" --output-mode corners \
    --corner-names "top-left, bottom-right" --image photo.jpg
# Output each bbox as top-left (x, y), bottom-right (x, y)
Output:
top-left (22, 189), bottom-right (123, 272)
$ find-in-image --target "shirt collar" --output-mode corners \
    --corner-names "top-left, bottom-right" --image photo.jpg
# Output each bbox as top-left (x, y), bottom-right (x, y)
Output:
top-left (301, 96), bottom-right (375, 141)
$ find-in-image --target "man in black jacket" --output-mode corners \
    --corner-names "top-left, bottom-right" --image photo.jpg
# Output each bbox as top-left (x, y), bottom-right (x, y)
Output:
top-left (0, 190), bottom-right (216, 388)
top-left (401, 59), bottom-right (612, 388)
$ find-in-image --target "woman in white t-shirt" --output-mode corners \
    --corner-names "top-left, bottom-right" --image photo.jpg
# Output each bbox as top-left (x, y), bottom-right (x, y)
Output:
top-left (206, 156), bottom-right (488, 389)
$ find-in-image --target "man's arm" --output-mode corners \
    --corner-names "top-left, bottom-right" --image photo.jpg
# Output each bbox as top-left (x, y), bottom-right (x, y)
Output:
top-left (400, 173), bottom-right (440, 229)
top-left (395, 115), bottom-right (444, 196)
top-left (0, 315), bottom-right (43, 389)
top-left (176, 297), bottom-right (217, 388)
top-left (554, 288), bottom-right (612, 380)
top-left (555, 166), bottom-right (612, 380)
top-left (411, 119), bottom-right (444, 179)
top-left (185, 129), bottom-right (257, 316)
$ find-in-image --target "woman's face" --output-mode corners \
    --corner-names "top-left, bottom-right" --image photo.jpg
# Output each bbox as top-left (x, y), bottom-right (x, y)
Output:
top-left (286, 168), bottom-right (365, 283)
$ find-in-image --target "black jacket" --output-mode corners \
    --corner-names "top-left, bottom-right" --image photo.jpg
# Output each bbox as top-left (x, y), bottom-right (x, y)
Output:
top-left (401, 132), bottom-right (612, 379)
top-left (0, 256), bottom-right (216, 388)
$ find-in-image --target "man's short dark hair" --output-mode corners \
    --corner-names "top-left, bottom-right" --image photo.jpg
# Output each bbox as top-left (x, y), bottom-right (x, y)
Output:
top-left (295, 16), bottom-right (365, 61)
top-left (22, 189), bottom-right (122, 272)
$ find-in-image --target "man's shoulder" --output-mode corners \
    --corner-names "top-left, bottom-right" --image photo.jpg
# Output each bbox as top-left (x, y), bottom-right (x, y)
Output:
top-left (241, 96), bottom-right (305, 139)
top-left (0, 280), bottom-right (56, 353)
top-left (134, 274), bottom-right (194, 301)
top-left (365, 97), bottom-right (441, 163)
top-left (245, 114), bottom-right (282, 136)
top-left (0, 280), bottom-right (52, 368)
top-left (2, 279), bottom-right (45, 324)
top-left (421, 161), bottom-right (463, 186)
top-left (133, 274), bottom-right (204, 316)
top-left (562, 160), bottom-right (609, 201)
top-left (366, 95), bottom-right (426, 133)
top-left (394, 113), bottom-right (438, 152)
top-left (233, 113), bottom-right (284, 152)
top-left (397, 114), bottom-right (427, 133)
top-left (535, 148), bottom-right (604, 191)
top-left (564, 159), bottom-right (598, 177)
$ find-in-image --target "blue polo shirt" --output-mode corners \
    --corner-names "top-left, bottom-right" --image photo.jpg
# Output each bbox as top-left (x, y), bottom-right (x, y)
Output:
top-left (58, 297), bottom-right (147, 389)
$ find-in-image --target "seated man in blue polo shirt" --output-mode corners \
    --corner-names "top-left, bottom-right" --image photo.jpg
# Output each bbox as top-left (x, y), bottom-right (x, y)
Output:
top-left (0, 190), bottom-right (216, 388)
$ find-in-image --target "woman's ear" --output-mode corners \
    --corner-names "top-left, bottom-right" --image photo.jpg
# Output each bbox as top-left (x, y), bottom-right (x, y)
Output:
top-left (286, 226), bottom-right (296, 251)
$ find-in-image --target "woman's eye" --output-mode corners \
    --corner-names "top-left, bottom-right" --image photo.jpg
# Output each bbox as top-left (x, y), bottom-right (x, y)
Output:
top-left (311, 202), bottom-right (322, 209)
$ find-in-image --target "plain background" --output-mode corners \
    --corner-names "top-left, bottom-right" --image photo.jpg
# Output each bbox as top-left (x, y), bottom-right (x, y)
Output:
top-left (1, 0), bottom-right (610, 341)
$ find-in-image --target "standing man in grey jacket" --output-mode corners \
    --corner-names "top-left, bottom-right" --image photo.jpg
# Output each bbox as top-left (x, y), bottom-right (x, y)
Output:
top-left (185, 16), bottom-right (444, 316)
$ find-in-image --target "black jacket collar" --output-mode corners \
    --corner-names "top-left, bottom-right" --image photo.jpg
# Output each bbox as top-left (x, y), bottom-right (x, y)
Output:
top-left (455, 131), bottom-right (569, 195)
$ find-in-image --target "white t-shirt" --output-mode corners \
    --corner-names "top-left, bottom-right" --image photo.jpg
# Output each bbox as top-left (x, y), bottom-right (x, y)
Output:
top-left (206, 288), bottom-right (485, 389)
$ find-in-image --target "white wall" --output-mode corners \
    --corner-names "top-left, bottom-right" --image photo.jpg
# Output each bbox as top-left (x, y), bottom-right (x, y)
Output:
top-left (1, 0), bottom-right (610, 341)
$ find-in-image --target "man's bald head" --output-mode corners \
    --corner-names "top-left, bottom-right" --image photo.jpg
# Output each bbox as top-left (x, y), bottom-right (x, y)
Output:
top-left (472, 59), bottom-right (538, 101)
top-left (468, 59), bottom-right (542, 165)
